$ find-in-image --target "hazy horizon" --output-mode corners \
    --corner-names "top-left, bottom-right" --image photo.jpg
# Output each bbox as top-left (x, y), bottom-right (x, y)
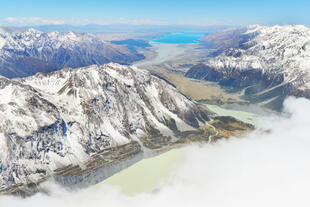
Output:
top-left (1, 0), bottom-right (310, 27)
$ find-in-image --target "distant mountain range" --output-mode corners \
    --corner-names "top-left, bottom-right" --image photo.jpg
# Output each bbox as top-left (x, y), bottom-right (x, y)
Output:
top-left (0, 28), bottom-right (146, 78)
top-left (187, 25), bottom-right (310, 110)
top-left (0, 24), bottom-right (228, 34)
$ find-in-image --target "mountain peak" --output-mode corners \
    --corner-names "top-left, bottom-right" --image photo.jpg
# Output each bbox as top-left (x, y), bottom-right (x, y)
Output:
top-left (25, 28), bottom-right (43, 34)
top-left (0, 29), bottom-right (145, 78)
top-left (0, 63), bottom-right (208, 191)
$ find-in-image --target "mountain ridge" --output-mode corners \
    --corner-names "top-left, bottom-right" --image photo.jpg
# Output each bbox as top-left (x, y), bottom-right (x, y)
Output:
top-left (0, 63), bottom-right (209, 193)
top-left (0, 28), bottom-right (145, 78)
top-left (187, 25), bottom-right (310, 110)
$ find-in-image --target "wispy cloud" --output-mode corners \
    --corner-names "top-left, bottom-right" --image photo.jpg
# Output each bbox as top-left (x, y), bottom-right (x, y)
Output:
top-left (4, 17), bottom-right (65, 25)
top-left (3, 17), bottom-right (170, 26)
top-left (73, 18), bottom-right (169, 25)
top-left (3, 17), bottom-right (230, 26)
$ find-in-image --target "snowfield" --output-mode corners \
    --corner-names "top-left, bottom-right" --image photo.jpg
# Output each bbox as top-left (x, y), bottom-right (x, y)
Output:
top-left (207, 25), bottom-right (310, 90)
top-left (0, 63), bottom-right (207, 191)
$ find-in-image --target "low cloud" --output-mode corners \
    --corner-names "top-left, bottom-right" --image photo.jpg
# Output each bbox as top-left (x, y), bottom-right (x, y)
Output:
top-left (1, 97), bottom-right (310, 207)
top-left (3, 17), bottom-right (168, 26)
top-left (4, 17), bottom-right (65, 25)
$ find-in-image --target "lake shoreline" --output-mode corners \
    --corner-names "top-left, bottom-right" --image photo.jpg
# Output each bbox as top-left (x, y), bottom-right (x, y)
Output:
top-left (98, 106), bottom-right (258, 196)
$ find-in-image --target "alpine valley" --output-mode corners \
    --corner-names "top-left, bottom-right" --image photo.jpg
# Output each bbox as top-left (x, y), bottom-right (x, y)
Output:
top-left (2, 24), bottom-right (310, 196)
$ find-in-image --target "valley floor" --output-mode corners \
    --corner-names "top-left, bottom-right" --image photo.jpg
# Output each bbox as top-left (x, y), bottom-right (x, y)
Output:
top-left (134, 41), bottom-right (247, 105)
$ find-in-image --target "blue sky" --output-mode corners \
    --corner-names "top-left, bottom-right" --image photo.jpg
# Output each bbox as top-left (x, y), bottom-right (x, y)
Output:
top-left (1, 0), bottom-right (309, 26)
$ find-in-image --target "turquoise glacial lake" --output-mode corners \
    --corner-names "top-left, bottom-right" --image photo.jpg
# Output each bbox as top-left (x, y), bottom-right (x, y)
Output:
top-left (152, 32), bottom-right (207, 44)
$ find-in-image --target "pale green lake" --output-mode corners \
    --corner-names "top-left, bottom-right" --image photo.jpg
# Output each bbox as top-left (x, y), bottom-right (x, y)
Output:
top-left (93, 105), bottom-right (258, 195)
top-left (94, 148), bottom-right (185, 195)
top-left (205, 104), bottom-right (259, 125)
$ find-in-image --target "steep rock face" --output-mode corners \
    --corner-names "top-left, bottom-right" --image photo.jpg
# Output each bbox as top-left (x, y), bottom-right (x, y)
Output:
top-left (0, 28), bottom-right (144, 78)
top-left (0, 63), bottom-right (208, 191)
top-left (188, 25), bottom-right (310, 110)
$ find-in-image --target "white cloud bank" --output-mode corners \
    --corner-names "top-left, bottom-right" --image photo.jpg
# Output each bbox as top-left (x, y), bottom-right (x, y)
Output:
top-left (4, 17), bottom-right (65, 25)
top-left (1, 97), bottom-right (310, 207)
top-left (3, 17), bottom-right (169, 26)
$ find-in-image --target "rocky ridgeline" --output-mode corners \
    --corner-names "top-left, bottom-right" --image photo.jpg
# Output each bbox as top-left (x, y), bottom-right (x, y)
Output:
top-left (188, 25), bottom-right (310, 110)
top-left (0, 63), bottom-right (210, 193)
top-left (0, 28), bottom-right (144, 78)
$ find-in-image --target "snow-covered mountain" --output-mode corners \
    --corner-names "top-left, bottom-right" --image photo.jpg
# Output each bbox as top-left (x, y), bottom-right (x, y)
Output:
top-left (0, 63), bottom-right (208, 192)
top-left (0, 28), bottom-right (144, 78)
top-left (188, 25), bottom-right (310, 110)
